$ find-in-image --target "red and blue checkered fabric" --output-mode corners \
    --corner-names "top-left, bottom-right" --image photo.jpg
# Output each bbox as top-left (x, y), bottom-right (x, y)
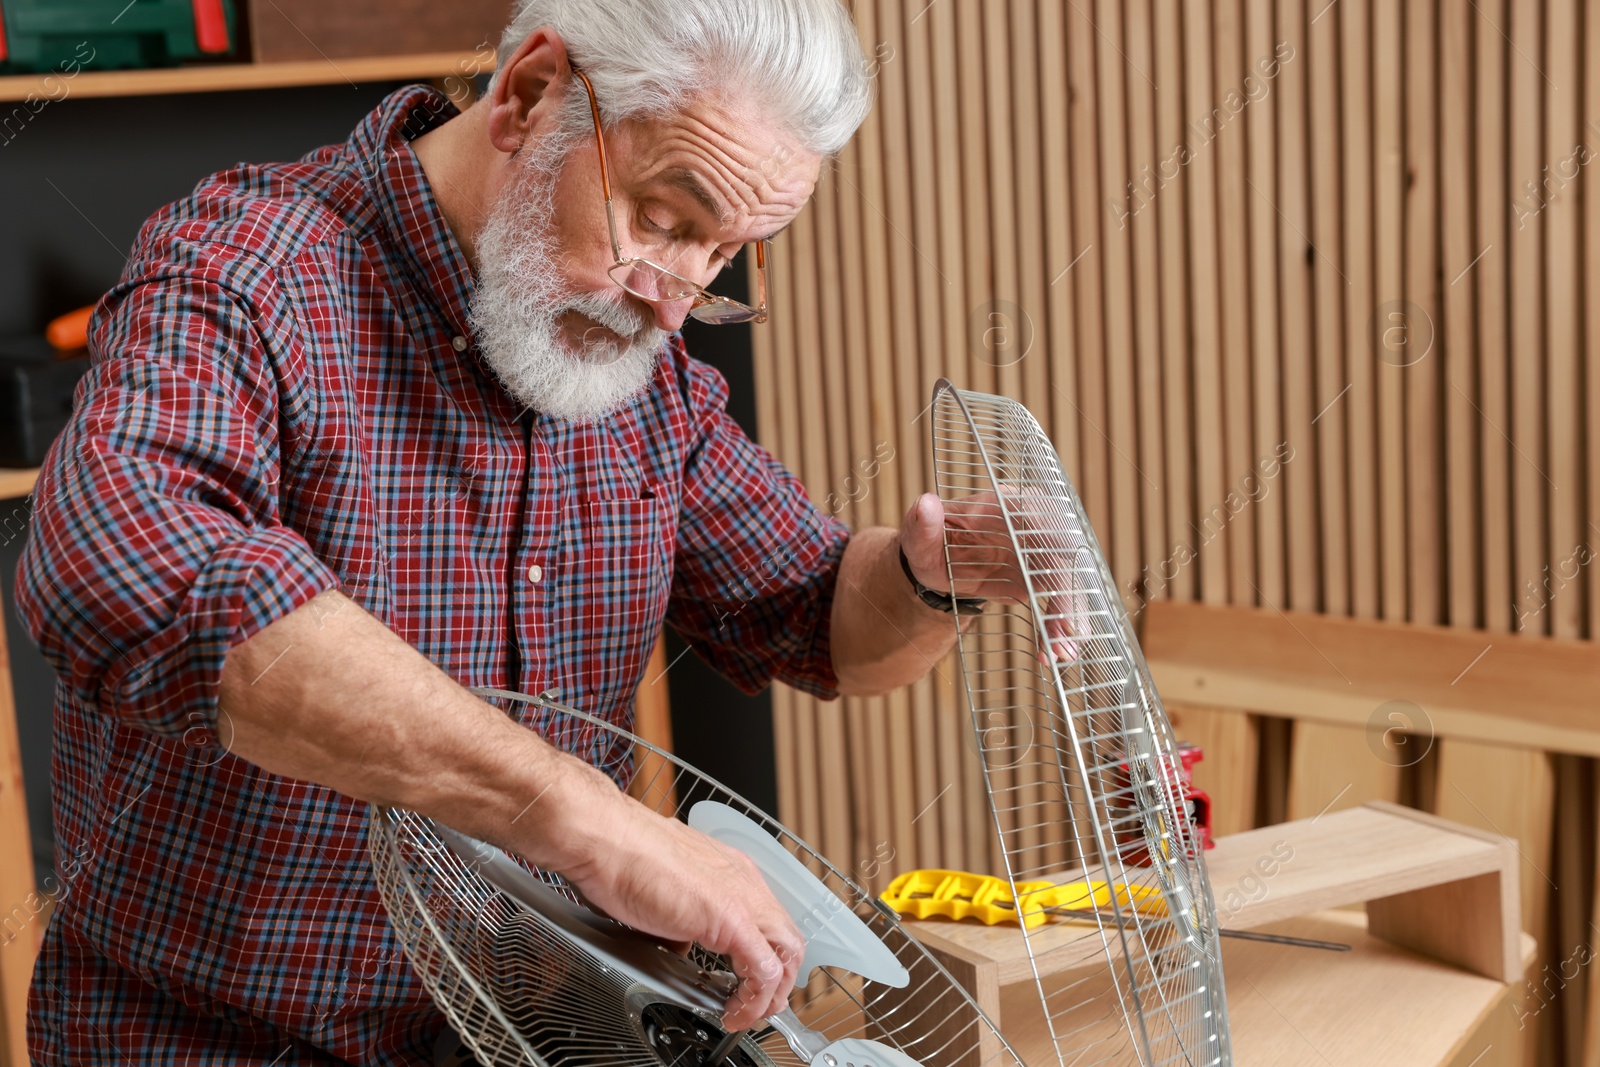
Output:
top-left (13, 85), bottom-right (848, 1064)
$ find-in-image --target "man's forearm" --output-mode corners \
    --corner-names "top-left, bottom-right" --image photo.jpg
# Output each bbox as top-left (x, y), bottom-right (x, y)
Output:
top-left (217, 589), bottom-right (613, 871)
top-left (829, 526), bottom-right (962, 696)
top-left (220, 588), bottom-right (807, 1026)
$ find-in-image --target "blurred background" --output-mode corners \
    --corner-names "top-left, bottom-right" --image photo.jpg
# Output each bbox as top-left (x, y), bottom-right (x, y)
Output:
top-left (750, 2), bottom-right (1599, 1064)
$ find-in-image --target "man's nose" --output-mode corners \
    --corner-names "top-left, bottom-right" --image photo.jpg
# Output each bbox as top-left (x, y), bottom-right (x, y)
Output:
top-left (648, 252), bottom-right (722, 330)
top-left (650, 296), bottom-right (697, 332)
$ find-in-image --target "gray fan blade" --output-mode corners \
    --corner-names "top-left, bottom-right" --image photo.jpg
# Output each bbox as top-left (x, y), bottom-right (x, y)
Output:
top-left (767, 1008), bottom-right (929, 1067)
top-left (689, 801), bottom-right (910, 988)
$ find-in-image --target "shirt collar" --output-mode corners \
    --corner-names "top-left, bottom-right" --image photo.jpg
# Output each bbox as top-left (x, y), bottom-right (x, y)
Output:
top-left (350, 85), bottom-right (477, 343)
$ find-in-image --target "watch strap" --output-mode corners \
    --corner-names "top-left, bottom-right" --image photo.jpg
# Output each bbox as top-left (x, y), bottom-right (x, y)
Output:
top-left (898, 544), bottom-right (987, 614)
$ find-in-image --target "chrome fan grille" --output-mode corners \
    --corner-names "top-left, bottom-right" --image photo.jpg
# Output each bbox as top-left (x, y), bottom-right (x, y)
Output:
top-left (930, 380), bottom-right (1232, 1067)
top-left (369, 688), bottom-right (1029, 1067)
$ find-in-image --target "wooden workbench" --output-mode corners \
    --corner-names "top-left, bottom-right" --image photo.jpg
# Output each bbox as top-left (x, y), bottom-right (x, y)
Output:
top-left (992, 910), bottom-right (1534, 1066)
top-left (890, 803), bottom-right (1532, 1066)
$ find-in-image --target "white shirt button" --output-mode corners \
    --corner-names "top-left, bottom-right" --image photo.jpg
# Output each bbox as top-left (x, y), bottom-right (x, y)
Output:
top-left (451, 335), bottom-right (468, 352)
top-left (527, 564), bottom-right (543, 583)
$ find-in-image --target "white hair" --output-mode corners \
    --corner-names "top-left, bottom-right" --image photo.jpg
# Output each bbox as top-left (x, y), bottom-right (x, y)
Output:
top-left (493, 0), bottom-right (874, 156)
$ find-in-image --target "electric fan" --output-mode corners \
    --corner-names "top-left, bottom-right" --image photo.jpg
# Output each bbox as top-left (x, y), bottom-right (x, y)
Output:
top-left (928, 380), bottom-right (1233, 1066)
top-left (367, 687), bottom-right (1029, 1067)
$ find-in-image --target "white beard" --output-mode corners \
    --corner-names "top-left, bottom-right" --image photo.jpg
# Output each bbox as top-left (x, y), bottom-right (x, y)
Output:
top-left (468, 138), bottom-right (668, 423)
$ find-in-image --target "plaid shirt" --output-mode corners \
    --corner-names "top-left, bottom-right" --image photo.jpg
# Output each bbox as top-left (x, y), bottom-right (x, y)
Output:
top-left (14, 85), bottom-right (848, 1065)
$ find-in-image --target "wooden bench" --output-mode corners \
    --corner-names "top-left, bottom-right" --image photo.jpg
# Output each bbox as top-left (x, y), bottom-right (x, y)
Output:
top-left (892, 801), bottom-right (1533, 1066)
top-left (1143, 600), bottom-right (1599, 1066)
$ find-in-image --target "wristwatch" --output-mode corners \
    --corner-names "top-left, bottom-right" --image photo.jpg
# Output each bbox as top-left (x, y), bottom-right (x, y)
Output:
top-left (898, 544), bottom-right (987, 614)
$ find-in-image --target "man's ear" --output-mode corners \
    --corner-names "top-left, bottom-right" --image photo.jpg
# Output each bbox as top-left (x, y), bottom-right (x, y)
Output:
top-left (484, 27), bottom-right (573, 156)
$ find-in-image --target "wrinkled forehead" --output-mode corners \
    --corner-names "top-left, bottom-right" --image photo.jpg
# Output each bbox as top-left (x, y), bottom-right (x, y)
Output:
top-left (607, 95), bottom-right (822, 239)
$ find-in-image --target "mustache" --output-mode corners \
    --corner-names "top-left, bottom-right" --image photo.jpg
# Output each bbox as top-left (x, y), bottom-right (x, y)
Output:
top-left (554, 292), bottom-right (659, 347)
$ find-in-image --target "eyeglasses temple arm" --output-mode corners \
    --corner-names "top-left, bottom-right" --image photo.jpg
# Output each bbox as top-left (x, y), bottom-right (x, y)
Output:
top-left (754, 240), bottom-right (769, 321)
top-left (573, 65), bottom-right (624, 262)
top-left (605, 202), bottom-right (622, 262)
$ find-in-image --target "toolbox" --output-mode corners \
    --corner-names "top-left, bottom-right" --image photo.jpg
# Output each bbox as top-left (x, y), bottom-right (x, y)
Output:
top-left (248, 0), bottom-right (510, 63)
top-left (0, 0), bottom-right (236, 73)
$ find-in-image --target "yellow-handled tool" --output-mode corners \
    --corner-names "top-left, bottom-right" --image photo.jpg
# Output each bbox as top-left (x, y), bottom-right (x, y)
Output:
top-left (881, 867), bottom-right (1353, 952)
top-left (878, 868), bottom-right (1161, 931)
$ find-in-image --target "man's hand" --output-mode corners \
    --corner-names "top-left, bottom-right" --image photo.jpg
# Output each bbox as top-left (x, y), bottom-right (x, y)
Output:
top-left (539, 758), bottom-right (804, 1030)
top-left (898, 491), bottom-right (1079, 661)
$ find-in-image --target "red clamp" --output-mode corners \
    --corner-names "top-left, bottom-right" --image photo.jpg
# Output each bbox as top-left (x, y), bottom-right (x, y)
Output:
top-left (1109, 741), bottom-right (1215, 866)
top-left (1175, 742), bottom-right (1215, 851)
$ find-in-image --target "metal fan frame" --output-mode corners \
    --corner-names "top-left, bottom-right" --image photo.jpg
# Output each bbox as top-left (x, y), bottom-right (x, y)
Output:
top-left (370, 805), bottom-right (551, 1066)
top-left (368, 685), bottom-right (1030, 1067)
top-left (929, 379), bottom-right (1232, 1067)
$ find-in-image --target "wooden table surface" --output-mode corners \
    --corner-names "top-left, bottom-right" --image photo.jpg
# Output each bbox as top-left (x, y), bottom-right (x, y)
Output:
top-left (993, 909), bottom-right (1533, 1066)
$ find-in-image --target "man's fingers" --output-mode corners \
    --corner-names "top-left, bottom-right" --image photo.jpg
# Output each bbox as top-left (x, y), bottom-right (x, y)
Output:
top-left (755, 911), bottom-right (804, 1021)
top-left (901, 492), bottom-right (950, 585)
top-left (712, 843), bottom-right (805, 985)
top-left (1040, 633), bottom-right (1079, 665)
top-left (721, 928), bottom-right (789, 1029)
top-left (689, 835), bottom-right (806, 1027)
top-left (773, 918), bottom-right (804, 997)
top-left (559, 804), bottom-right (811, 1033)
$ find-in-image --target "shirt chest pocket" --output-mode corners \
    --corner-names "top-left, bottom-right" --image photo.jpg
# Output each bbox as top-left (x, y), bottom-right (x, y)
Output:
top-left (541, 496), bottom-right (674, 716)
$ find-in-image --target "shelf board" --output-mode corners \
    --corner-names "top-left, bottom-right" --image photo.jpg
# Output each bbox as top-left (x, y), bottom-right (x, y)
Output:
top-left (0, 51), bottom-right (491, 102)
top-left (0, 468), bottom-right (40, 500)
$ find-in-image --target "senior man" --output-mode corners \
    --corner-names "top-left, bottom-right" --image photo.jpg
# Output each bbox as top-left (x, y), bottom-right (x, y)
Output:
top-left (16, 1), bottom-right (1019, 1063)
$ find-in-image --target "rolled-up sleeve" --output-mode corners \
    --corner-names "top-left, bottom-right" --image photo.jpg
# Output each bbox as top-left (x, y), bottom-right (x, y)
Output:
top-left (15, 255), bottom-right (338, 738)
top-left (665, 361), bottom-right (849, 699)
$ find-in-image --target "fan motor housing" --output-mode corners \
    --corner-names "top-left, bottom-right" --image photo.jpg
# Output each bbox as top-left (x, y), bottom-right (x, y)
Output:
top-left (634, 1001), bottom-right (772, 1067)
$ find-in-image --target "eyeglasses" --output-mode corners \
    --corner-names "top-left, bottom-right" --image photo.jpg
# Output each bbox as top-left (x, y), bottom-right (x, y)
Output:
top-left (572, 65), bottom-right (770, 325)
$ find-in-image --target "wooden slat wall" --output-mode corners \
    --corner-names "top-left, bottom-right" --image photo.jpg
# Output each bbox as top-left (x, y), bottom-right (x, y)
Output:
top-left (753, 0), bottom-right (1598, 1057)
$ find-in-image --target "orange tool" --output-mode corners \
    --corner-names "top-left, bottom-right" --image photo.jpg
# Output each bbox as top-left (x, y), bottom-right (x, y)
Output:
top-left (45, 305), bottom-right (93, 355)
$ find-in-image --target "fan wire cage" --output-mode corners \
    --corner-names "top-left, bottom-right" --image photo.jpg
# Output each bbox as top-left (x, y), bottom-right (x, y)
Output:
top-left (929, 380), bottom-right (1232, 1067)
top-left (369, 687), bottom-right (1031, 1067)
